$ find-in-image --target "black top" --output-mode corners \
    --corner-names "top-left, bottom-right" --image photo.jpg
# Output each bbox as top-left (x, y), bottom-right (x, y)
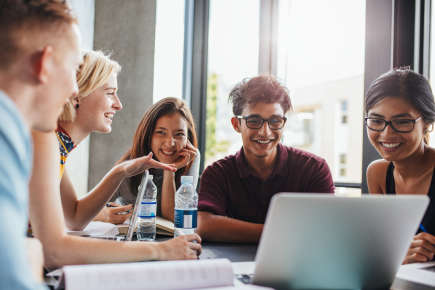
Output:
top-left (386, 162), bottom-right (435, 234)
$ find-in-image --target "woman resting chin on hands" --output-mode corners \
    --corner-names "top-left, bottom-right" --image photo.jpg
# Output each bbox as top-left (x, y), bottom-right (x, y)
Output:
top-left (111, 97), bottom-right (200, 222)
top-left (364, 69), bottom-right (435, 264)
top-left (172, 140), bottom-right (198, 169)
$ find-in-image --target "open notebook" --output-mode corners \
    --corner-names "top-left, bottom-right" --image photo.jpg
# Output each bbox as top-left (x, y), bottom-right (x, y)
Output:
top-left (59, 259), bottom-right (271, 290)
top-left (67, 221), bottom-right (120, 237)
top-left (117, 216), bottom-right (174, 237)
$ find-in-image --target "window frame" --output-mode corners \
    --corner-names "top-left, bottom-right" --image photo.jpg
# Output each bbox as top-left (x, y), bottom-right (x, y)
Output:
top-left (183, 0), bottom-right (421, 188)
top-left (182, 0), bottom-right (210, 172)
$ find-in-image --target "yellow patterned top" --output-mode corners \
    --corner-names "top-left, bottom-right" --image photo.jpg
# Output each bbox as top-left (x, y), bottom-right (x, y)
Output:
top-left (56, 127), bottom-right (75, 178)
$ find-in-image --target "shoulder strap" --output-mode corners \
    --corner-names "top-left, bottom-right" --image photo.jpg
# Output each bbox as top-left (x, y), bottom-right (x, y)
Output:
top-left (385, 162), bottom-right (396, 194)
top-left (428, 168), bottom-right (435, 196)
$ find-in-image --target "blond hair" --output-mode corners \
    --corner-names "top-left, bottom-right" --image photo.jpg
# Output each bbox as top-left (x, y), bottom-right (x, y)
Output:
top-left (59, 50), bottom-right (121, 121)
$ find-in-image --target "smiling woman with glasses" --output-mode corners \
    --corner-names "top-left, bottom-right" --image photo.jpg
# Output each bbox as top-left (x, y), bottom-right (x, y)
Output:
top-left (365, 69), bottom-right (435, 265)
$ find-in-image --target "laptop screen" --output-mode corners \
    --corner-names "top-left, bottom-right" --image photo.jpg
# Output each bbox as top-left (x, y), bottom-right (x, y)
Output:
top-left (125, 170), bottom-right (149, 241)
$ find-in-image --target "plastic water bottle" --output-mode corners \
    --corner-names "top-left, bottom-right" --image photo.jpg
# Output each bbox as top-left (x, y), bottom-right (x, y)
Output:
top-left (174, 176), bottom-right (198, 237)
top-left (136, 174), bottom-right (157, 241)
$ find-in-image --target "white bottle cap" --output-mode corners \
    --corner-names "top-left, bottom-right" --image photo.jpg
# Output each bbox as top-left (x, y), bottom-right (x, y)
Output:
top-left (181, 175), bottom-right (193, 184)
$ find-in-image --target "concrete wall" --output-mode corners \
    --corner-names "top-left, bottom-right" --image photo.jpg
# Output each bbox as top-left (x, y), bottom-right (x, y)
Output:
top-left (66, 0), bottom-right (95, 196)
top-left (89, 0), bottom-right (157, 189)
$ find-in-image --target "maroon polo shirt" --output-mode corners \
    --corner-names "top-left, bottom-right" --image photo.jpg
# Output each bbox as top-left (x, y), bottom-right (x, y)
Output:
top-left (198, 143), bottom-right (334, 223)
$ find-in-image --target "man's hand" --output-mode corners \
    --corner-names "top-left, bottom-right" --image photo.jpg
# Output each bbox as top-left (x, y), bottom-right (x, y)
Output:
top-left (157, 234), bottom-right (202, 260)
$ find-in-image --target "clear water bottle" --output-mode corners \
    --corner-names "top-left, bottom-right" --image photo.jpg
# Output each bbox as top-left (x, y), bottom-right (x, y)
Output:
top-left (174, 176), bottom-right (198, 237)
top-left (136, 174), bottom-right (157, 241)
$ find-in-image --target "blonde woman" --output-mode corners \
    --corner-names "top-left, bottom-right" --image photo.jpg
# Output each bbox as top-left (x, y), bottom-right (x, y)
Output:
top-left (56, 50), bottom-right (135, 228)
top-left (29, 50), bottom-right (201, 269)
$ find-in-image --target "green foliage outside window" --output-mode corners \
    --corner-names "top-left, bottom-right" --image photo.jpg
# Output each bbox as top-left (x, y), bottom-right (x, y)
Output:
top-left (205, 73), bottom-right (230, 163)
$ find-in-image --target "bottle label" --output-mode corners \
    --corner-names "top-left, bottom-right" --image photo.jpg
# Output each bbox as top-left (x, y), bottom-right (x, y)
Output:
top-left (139, 201), bottom-right (156, 218)
top-left (174, 209), bottom-right (197, 229)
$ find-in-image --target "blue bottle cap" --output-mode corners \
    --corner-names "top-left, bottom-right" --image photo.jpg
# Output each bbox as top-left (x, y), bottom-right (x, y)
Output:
top-left (181, 175), bottom-right (193, 184)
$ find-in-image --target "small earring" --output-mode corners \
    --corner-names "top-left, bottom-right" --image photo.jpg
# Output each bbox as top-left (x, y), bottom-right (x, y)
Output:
top-left (75, 104), bottom-right (79, 109)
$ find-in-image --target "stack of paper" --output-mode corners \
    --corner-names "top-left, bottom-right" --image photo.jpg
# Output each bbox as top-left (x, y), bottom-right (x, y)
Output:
top-left (61, 259), bottom-right (272, 290)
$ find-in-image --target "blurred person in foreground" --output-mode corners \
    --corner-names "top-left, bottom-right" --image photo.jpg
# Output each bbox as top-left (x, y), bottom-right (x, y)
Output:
top-left (0, 1), bottom-right (82, 289)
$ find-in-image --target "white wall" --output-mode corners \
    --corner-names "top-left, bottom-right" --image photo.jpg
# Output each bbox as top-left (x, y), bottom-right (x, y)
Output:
top-left (89, 0), bottom-right (157, 189)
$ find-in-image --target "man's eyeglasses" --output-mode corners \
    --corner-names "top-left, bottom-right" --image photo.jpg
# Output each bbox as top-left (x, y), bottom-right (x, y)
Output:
top-left (364, 116), bottom-right (422, 133)
top-left (236, 115), bottom-right (287, 130)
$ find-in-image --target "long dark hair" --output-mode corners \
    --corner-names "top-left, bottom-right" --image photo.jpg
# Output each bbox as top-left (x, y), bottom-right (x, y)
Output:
top-left (365, 69), bottom-right (435, 143)
top-left (118, 97), bottom-right (198, 193)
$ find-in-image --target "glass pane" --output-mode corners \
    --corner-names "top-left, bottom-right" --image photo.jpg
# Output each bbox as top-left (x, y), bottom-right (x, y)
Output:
top-left (277, 0), bottom-right (366, 183)
top-left (153, 0), bottom-right (185, 102)
top-left (205, 0), bottom-right (260, 166)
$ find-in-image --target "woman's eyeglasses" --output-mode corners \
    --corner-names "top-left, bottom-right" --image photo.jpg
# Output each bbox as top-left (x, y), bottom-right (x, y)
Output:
top-left (364, 116), bottom-right (421, 133)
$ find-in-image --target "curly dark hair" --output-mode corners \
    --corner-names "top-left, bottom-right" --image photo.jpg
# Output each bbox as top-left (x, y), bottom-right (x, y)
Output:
top-left (229, 75), bottom-right (292, 115)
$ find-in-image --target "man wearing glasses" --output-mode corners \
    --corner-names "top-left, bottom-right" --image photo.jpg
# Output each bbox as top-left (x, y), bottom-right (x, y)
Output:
top-left (197, 75), bottom-right (334, 242)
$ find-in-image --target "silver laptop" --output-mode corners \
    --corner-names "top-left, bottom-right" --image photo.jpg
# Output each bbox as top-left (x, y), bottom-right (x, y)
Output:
top-left (253, 193), bottom-right (429, 289)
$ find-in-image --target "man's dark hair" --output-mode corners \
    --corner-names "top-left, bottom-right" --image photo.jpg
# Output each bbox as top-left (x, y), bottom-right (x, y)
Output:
top-left (0, 0), bottom-right (77, 69)
top-left (229, 75), bottom-right (292, 116)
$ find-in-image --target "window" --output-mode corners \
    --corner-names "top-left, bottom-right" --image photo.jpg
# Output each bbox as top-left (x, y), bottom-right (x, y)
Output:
top-left (430, 2), bottom-right (435, 144)
top-left (153, 0), bottom-right (185, 102)
top-left (276, 0), bottom-right (366, 183)
top-left (205, 0), bottom-right (260, 166)
top-left (203, 0), bottom-right (366, 184)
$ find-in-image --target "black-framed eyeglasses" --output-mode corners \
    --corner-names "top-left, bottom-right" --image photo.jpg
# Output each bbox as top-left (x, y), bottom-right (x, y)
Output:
top-left (364, 116), bottom-right (422, 133)
top-left (236, 115), bottom-right (287, 130)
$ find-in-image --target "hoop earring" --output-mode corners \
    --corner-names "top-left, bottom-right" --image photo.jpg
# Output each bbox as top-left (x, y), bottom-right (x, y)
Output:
top-left (424, 124), bottom-right (434, 134)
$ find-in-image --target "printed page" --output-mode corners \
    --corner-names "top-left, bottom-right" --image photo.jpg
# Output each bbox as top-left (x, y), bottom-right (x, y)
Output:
top-left (394, 261), bottom-right (435, 287)
top-left (64, 258), bottom-right (234, 290)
